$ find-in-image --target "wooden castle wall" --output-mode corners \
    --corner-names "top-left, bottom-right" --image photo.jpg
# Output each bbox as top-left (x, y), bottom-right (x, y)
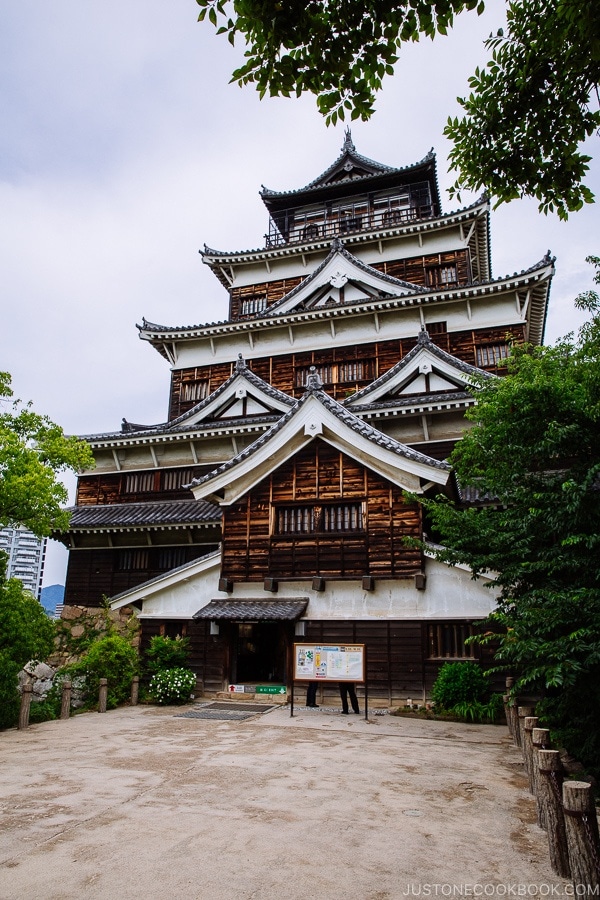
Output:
top-left (75, 465), bottom-right (213, 506)
top-left (137, 617), bottom-right (501, 700)
top-left (228, 249), bottom-right (471, 319)
top-left (221, 441), bottom-right (422, 582)
top-left (64, 544), bottom-right (217, 608)
top-left (168, 324), bottom-right (526, 418)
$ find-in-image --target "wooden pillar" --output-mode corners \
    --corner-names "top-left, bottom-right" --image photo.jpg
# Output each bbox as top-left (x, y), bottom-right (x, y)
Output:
top-left (563, 780), bottom-right (600, 893)
top-left (131, 676), bottom-right (139, 707)
top-left (504, 677), bottom-right (515, 737)
top-left (523, 716), bottom-right (538, 792)
top-left (98, 678), bottom-right (108, 713)
top-left (60, 679), bottom-right (72, 720)
top-left (516, 705), bottom-right (534, 750)
top-left (538, 749), bottom-right (570, 878)
top-left (18, 683), bottom-right (33, 730)
top-left (532, 727), bottom-right (551, 828)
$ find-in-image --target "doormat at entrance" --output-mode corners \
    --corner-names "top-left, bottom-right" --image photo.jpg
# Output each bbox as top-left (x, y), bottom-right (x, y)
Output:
top-left (175, 702), bottom-right (276, 721)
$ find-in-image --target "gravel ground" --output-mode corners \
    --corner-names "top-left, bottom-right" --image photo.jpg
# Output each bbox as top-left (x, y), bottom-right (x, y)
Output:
top-left (0, 704), bottom-right (568, 900)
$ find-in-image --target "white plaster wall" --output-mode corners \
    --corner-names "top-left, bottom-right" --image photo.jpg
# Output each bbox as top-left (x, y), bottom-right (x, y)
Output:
top-left (172, 294), bottom-right (523, 371)
top-left (134, 555), bottom-right (497, 622)
top-left (227, 223), bottom-right (470, 288)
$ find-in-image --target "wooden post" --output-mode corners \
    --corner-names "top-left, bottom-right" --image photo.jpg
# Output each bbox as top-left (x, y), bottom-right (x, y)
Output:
top-left (18, 683), bottom-right (33, 730)
top-left (538, 749), bottom-right (571, 878)
top-left (503, 695), bottom-right (513, 735)
top-left (60, 678), bottom-right (72, 720)
top-left (516, 705), bottom-right (534, 750)
top-left (563, 780), bottom-right (600, 894)
top-left (523, 716), bottom-right (538, 792)
top-left (131, 676), bottom-right (139, 707)
top-left (504, 678), bottom-right (515, 736)
top-left (98, 678), bottom-right (108, 713)
top-left (532, 727), bottom-right (551, 828)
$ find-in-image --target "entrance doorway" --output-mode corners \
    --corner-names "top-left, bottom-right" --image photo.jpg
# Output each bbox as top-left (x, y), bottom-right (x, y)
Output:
top-left (233, 622), bottom-right (287, 684)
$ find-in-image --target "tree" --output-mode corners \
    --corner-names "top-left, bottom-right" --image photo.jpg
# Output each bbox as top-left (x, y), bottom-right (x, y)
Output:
top-left (445, 0), bottom-right (600, 218)
top-left (0, 555), bottom-right (56, 728)
top-left (0, 372), bottom-right (94, 538)
top-left (196, 0), bottom-right (600, 217)
top-left (421, 270), bottom-right (600, 772)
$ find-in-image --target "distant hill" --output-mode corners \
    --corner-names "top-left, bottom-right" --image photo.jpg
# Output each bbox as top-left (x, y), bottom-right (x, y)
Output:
top-left (41, 583), bottom-right (65, 614)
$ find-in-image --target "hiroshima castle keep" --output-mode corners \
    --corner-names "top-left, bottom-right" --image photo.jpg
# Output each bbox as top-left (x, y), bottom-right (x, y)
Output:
top-left (59, 132), bottom-right (554, 704)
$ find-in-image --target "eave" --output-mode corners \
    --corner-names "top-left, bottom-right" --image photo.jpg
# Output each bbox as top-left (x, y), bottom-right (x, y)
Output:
top-left (200, 198), bottom-right (491, 289)
top-left (140, 254), bottom-right (553, 356)
top-left (82, 417), bottom-right (279, 452)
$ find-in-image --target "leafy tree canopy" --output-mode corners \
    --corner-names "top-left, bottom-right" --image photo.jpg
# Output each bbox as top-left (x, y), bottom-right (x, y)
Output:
top-left (421, 261), bottom-right (600, 769)
top-left (0, 556), bottom-right (56, 728)
top-left (0, 372), bottom-right (94, 538)
top-left (197, 0), bottom-right (600, 217)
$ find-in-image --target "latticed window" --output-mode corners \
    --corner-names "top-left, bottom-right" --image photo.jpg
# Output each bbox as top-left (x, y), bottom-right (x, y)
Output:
top-left (295, 365), bottom-right (334, 387)
top-left (427, 623), bottom-right (475, 659)
top-left (322, 503), bottom-right (363, 532)
top-left (275, 503), bottom-right (364, 535)
top-left (161, 469), bottom-right (195, 491)
top-left (123, 472), bottom-right (155, 494)
top-left (338, 360), bottom-right (374, 383)
top-left (476, 344), bottom-right (509, 367)
top-left (427, 321), bottom-right (447, 335)
top-left (426, 265), bottom-right (457, 287)
top-left (118, 549), bottom-right (149, 571)
top-left (295, 361), bottom-right (373, 387)
top-left (182, 380), bottom-right (209, 403)
top-left (157, 547), bottom-right (188, 569)
top-left (276, 506), bottom-right (315, 534)
top-left (241, 296), bottom-right (267, 315)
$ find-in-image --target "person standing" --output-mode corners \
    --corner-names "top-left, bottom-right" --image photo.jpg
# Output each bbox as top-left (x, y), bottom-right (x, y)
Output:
top-left (339, 681), bottom-right (359, 714)
top-left (306, 681), bottom-right (319, 707)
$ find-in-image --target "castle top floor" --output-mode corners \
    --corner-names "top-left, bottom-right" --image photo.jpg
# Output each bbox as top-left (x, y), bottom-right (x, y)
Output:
top-left (260, 130), bottom-right (441, 249)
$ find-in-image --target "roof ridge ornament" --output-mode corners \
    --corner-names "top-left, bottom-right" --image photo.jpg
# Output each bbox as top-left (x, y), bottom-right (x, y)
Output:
top-left (417, 328), bottom-right (432, 346)
top-left (235, 353), bottom-right (247, 372)
top-left (342, 128), bottom-right (356, 153)
top-left (331, 237), bottom-right (345, 252)
top-left (306, 366), bottom-right (324, 392)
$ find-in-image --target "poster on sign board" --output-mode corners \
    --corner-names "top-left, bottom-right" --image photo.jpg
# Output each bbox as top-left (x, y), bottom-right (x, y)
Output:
top-left (293, 644), bottom-right (365, 682)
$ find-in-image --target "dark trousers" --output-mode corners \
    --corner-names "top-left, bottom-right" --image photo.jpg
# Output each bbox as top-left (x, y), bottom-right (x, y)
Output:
top-left (339, 682), bottom-right (359, 713)
top-left (306, 682), bottom-right (318, 706)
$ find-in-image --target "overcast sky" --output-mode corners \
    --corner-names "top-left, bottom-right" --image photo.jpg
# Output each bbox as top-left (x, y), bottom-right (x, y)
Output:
top-left (2, 1), bottom-right (598, 585)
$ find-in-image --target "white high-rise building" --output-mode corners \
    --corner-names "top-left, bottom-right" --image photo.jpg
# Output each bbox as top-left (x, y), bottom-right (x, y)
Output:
top-left (0, 526), bottom-right (47, 599)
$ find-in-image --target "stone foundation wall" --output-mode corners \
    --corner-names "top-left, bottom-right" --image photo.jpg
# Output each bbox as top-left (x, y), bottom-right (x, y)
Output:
top-left (48, 604), bottom-right (140, 669)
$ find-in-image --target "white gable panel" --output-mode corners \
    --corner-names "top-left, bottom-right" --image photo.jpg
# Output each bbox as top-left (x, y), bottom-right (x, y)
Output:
top-left (429, 372), bottom-right (462, 392)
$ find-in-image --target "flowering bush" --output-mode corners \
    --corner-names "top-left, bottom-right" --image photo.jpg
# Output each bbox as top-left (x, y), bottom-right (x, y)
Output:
top-left (149, 667), bottom-right (196, 705)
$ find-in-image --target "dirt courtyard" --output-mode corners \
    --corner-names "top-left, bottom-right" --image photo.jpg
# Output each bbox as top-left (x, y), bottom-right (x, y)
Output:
top-left (0, 704), bottom-right (567, 900)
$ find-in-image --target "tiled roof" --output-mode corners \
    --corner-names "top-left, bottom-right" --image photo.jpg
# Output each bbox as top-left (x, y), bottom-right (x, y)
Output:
top-left (109, 549), bottom-right (221, 602)
top-left (350, 391), bottom-right (475, 415)
top-left (188, 375), bottom-right (450, 494)
top-left (140, 249), bottom-right (552, 339)
top-left (65, 499), bottom-right (220, 530)
top-left (262, 239), bottom-right (426, 318)
top-left (81, 356), bottom-right (293, 443)
top-left (193, 598), bottom-right (308, 620)
top-left (347, 329), bottom-right (493, 406)
top-left (260, 133), bottom-right (436, 200)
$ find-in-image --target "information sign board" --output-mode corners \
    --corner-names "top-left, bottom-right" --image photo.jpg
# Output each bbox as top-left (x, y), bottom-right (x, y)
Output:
top-left (293, 644), bottom-right (365, 683)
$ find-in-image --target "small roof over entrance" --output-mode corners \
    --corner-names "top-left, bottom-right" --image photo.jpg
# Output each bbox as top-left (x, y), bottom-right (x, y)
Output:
top-left (194, 598), bottom-right (308, 621)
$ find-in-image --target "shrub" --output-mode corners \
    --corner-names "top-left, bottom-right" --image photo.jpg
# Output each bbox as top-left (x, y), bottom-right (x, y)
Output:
top-left (0, 573), bottom-right (55, 729)
top-left (452, 693), bottom-right (504, 724)
top-left (145, 635), bottom-right (190, 676)
top-left (71, 634), bottom-right (138, 709)
top-left (149, 668), bottom-right (196, 705)
top-left (431, 661), bottom-right (488, 710)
